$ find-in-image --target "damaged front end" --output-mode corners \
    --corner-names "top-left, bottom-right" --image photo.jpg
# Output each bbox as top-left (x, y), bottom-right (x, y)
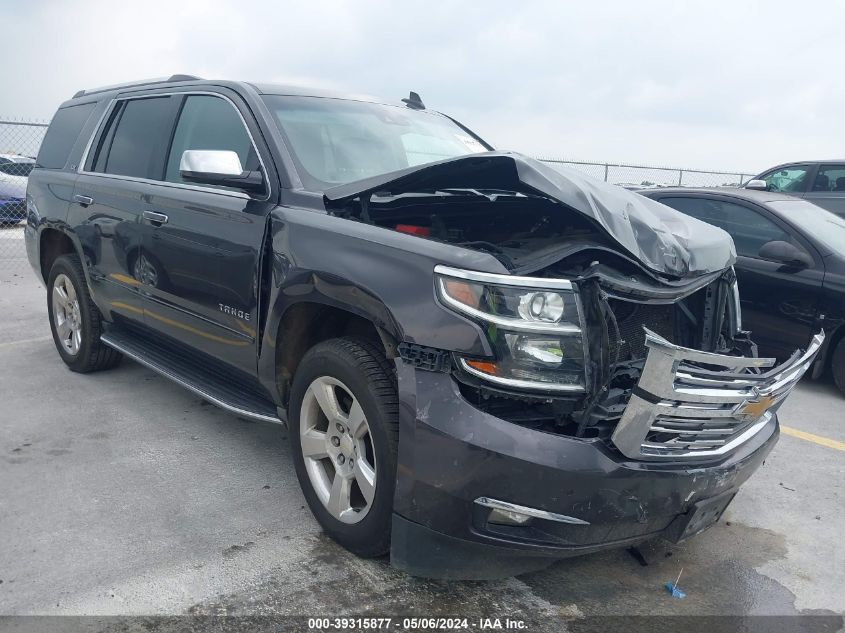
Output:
top-left (435, 262), bottom-right (823, 461)
top-left (325, 152), bottom-right (822, 462)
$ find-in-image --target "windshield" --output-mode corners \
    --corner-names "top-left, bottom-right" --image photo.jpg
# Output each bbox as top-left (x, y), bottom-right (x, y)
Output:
top-left (769, 199), bottom-right (845, 254)
top-left (262, 95), bottom-right (489, 190)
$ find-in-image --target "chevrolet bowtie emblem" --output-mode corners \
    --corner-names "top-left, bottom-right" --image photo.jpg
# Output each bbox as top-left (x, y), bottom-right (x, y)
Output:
top-left (737, 394), bottom-right (777, 419)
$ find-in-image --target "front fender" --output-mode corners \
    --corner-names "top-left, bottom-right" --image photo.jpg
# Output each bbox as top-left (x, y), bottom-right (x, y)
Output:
top-left (255, 206), bottom-right (504, 400)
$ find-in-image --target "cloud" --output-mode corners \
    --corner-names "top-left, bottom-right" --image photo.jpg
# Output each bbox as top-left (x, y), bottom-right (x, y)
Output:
top-left (2, 0), bottom-right (841, 170)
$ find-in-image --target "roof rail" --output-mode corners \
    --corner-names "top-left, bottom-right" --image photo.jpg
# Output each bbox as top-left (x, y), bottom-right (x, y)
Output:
top-left (72, 74), bottom-right (203, 99)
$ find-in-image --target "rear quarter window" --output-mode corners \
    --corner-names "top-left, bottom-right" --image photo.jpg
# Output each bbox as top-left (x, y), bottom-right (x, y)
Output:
top-left (36, 103), bottom-right (97, 169)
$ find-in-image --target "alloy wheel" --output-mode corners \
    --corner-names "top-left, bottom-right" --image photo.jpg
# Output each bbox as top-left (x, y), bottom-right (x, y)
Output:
top-left (52, 273), bottom-right (82, 355)
top-left (299, 376), bottom-right (377, 524)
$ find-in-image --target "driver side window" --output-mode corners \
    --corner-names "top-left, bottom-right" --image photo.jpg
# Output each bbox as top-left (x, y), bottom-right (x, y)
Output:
top-left (165, 95), bottom-right (259, 191)
top-left (759, 164), bottom-right (812, 193)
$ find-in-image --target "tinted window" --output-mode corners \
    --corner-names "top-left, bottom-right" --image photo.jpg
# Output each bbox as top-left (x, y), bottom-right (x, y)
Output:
top-left (100, 97), bottom-right (173, 179)
top-left (659, 197), bottom-right (791, 258)
top-left (165, 95), bottom-right (256, 187)
top-left (36, 103), bottom-right (96, 169)
top-left (758, 164), bottom-right (811, 193)
top-left (814, 165), bottom-right (845, 192)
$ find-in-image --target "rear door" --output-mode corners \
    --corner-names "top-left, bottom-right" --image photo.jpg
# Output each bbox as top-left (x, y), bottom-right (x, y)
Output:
top-left (136, 91), bottom-right (276, 375)
top-left (654, 194), bottom-right (824, 360)
top-left (72, 95), bottom-right (178, 324)
top-left (804, 164), bottom-right (845, 217)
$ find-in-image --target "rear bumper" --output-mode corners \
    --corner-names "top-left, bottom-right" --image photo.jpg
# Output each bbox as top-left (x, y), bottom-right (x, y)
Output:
top-left (391, 362), bottom-right (779, 579)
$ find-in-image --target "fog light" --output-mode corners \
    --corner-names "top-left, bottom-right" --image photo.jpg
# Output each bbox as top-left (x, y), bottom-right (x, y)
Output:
top-left (488, 507), bottom-right (534, 526)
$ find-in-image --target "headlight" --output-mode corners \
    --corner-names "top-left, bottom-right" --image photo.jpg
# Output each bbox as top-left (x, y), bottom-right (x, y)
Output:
top-left (435, 265), bottom-right (586, 393)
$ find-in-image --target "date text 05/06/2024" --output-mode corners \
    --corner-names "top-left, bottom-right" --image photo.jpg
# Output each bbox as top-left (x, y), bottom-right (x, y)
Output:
top-left (307, 617), bottom-right (528, 630)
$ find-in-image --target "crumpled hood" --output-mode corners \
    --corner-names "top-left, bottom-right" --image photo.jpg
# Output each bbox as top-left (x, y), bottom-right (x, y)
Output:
top-left (323, 152), bottom-right (736, 277)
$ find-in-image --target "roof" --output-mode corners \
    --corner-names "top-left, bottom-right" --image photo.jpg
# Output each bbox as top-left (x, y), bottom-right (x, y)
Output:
top-left (639, 186), bottom-right (800, 205)
top-left (68, 75), bottom-right (404, 108)
top-left (755, 160), bottom-right (845, 174)
top-left (246, 82), bottom-right (383, 103)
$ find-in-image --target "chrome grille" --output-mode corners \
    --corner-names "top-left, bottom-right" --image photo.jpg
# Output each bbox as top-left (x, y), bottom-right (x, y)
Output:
top-left (611, 329), bottom-right (824, 460)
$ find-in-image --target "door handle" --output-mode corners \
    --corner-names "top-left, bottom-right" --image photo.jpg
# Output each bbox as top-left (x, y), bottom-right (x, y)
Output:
top-left (74, 194), bottom-right (94, 207)
top-left (143, 210), bottom-right (169, 225)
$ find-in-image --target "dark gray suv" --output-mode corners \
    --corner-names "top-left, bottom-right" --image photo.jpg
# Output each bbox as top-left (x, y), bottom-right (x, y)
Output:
top-left (23, 75), bottom-right (822, 579)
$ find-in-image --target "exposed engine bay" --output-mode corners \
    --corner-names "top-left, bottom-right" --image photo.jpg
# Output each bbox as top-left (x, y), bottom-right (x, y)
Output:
top-left (321, 152), bottom-right (774, 450)
top-left (327, 185), bottom-right (751, 443)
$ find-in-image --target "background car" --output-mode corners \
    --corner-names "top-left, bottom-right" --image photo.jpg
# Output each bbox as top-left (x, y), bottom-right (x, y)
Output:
top-left (746, 160), bottom-right (845, 217)
top-left (0, 153), bottom-right (35, 227)
top-left (641, 187), bottom-right (845, 393)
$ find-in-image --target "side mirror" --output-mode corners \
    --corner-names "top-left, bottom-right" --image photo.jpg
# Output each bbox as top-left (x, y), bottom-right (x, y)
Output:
top-left (758, 240), bottom-right (813, 267)
top-left (179, 150), bottom-right (264, 194)
top-left (745, 179), bottom-right (768, 191)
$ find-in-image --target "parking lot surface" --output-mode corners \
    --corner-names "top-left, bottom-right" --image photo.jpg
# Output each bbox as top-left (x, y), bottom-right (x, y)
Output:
top-left (1, 226), bottom-right (843, 630)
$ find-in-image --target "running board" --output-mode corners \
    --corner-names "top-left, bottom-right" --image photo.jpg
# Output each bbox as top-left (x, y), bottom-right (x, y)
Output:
top-left (101, 328), bottom-right (282, 424)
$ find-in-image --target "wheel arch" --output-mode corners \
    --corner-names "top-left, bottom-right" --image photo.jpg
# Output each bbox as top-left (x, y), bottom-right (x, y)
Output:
top-left (269, 297), bottom-right (400, 411)
top-left (38, 226), bottom-right (83, 284)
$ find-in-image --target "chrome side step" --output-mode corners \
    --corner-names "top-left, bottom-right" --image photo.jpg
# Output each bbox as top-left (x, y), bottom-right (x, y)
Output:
top-left (101, 328), bottom-right (282, 425)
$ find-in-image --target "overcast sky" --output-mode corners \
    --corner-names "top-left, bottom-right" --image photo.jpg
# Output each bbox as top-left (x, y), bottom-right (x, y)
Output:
top-left (3, 0), bottom-right (842, 172)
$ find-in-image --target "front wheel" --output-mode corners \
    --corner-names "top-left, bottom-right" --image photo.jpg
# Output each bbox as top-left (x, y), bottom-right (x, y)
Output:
top-left (289, 338), bottom-right (399, 557)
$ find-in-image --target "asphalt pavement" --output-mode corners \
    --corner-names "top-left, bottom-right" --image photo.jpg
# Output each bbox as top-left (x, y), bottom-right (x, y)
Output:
top-left (1, 225), bottom-right (842, 631)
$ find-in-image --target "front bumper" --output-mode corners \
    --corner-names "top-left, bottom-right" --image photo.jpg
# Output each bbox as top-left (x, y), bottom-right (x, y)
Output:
top-left (390, 333), bottom-right (821, 579)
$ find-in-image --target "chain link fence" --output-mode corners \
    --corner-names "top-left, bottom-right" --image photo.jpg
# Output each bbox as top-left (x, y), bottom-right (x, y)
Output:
top-left (1, 119), bottom-right (48, 282)
top-left (537, 157), bottom-right (753, 188)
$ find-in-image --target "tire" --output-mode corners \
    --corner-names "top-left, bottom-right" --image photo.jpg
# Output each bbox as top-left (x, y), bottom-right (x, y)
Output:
top-left (832, 337), bottom-right (845, 395)
top-left (47, 254), bottom-right (122, 373)
top-left (289, 337), bottom-right (399, 557)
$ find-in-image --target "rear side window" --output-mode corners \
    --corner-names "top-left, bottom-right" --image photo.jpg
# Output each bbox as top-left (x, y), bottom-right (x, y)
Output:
top-left (36, 103), bottom-right (96, 169)
top-left (814, 165), bottom-right (845, 192)
top-left (96, 97), bottom-right (174, 179)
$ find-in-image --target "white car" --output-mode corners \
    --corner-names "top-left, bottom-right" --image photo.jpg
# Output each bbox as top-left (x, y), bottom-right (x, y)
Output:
top-left (0, 153), bottom-right (34, 226)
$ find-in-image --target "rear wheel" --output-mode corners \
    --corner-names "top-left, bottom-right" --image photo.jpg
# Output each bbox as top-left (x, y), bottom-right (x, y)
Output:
top-left (831, 338), bottom-right (845, 395)
top-left (47, 254), bottom-right (122, 372)
top-left (289, 337), bottom-right (399, 557)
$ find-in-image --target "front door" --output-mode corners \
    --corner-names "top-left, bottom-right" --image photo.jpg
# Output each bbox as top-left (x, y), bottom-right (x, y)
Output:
top-left (138, 93), bottom-right (274, 374)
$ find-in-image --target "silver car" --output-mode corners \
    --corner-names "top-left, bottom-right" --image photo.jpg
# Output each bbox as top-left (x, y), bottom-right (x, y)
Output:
top-left (747, 160), bottom-right (845, 217)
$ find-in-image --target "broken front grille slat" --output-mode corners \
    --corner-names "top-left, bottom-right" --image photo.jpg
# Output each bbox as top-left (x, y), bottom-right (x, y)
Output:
top-left (649, 425), bottom-right (738, 436)
top-left (611, 329), bottom-right (824, 461)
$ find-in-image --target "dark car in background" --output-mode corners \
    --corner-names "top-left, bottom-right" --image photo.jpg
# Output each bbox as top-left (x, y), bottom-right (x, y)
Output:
top-left (641, 188), bottom-right (845, 393)
top-left (746, 161), bottom-right (845, 217)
